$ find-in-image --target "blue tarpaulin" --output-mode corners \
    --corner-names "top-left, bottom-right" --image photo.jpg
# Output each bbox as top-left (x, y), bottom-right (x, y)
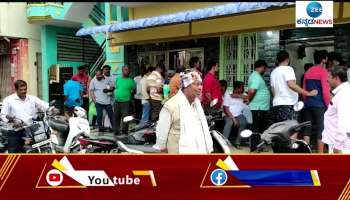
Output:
top-left (76, 2), bottom-right (294, 36)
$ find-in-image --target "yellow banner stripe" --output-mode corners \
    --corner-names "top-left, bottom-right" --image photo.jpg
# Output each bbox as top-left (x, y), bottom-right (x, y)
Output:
top-left (310, 170), bottom-right (321, 186)
top-left (200, 163), bottom-right (212, 188)
top-left (132, 170), bottom-right (157, 187)
top-left (0, 155), bottom-right (20, 191)
top-left (340, 179), bottom-right (350, 200)
top-left (36, 185), bottom-right (87, 189)
top-left (0, 156), bottom-right (12, 179)
top-left (132, 170), bottom-right (150, 176)
top-left (35, 163), bottom-right (47, 188)
top-left (51, 159), bottom-right (66, 172)
top-left (148, 170), bottom-right (157, 187)
top-left (216, 159), bottom-right (230, 171)
top-left (0, 155), bottom-right (16, 180)
top-left (338, 178), bottom-right (350, 200)
top-left (342, 182), bottom-right (350, 200)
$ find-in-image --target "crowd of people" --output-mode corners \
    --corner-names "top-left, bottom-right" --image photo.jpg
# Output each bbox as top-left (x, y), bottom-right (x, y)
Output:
top-left (152, 50), bottom-right (350, 154)
top-left (1, 49), bottom-right (349, 154)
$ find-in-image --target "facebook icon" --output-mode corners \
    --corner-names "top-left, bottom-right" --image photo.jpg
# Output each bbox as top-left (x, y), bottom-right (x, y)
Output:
top-left (210, 169), bottom-right (228, 186)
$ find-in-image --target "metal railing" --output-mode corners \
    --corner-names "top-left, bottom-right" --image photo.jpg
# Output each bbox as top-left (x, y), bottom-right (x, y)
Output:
top-left (89, 4), bottom-right (105, 25)
top-left (88, 40), bottom-right (106, 77)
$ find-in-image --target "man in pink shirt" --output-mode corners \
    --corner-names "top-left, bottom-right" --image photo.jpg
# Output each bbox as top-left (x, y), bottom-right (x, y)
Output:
top-left (202, 60), bottom-right (222, 114)
top-left (322, 66), bottom-right (350, 154)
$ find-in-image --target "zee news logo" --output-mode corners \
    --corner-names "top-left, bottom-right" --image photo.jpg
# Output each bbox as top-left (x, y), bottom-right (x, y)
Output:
top-left (296, 1), bottom-right (333, 28)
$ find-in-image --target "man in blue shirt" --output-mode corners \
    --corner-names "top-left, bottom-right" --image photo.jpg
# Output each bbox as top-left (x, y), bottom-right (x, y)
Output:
top-left (63, 76), bottom-right (83, 116)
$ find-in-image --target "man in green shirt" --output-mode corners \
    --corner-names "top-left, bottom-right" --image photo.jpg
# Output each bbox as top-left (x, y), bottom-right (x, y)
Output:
top-left (247, 60), bottom-right (271, 134)
top-left (114, 66), bottom-right (136, 135)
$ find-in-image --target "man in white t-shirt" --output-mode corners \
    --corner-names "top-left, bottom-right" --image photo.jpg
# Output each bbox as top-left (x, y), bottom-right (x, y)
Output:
top-left (133, 67), bottom-right (145, 121)
top-left (223, 81), bottom-right (248, 147)
top-left (270, 50), bottom-right (318, 123)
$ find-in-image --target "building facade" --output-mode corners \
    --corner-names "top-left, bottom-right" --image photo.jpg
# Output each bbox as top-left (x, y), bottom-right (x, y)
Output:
top-left (0, 2), bottom-right (41, 100)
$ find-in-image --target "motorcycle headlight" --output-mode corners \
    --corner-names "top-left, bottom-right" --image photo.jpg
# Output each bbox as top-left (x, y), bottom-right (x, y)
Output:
top-left (291, 142), bottom-right (299, 149)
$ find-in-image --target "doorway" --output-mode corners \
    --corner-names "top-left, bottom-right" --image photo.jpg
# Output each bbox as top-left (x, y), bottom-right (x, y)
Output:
top-left (285, 36), bottom-right (334, 84)
top-left (0, 55), bottom-right (12, 101)
top-left (36, 53), bottom-right (42, 99)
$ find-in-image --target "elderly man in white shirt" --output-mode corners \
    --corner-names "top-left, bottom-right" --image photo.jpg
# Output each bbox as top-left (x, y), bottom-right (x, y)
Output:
top-left (1, 80), bottom-right (49, 153)
top-left (153, 69), bottom-right (213, 154)
top-left (322, 66), bottom-right (350, 154)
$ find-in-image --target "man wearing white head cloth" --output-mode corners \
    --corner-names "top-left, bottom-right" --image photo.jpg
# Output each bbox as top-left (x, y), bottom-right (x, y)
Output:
top-left (153, 70), bottom-right (213, 154)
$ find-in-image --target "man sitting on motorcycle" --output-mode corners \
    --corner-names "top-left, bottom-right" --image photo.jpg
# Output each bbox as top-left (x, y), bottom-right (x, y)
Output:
top-left (223, 81), bottom-right (249, 148)
top-left (0, 80), bottom-right (49, 153)
top-left (153, 69), bottom-right (213, 154)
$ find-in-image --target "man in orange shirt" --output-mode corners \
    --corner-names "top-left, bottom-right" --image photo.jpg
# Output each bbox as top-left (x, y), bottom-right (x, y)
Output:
top-left (169, 57), bottom-right (202, 98)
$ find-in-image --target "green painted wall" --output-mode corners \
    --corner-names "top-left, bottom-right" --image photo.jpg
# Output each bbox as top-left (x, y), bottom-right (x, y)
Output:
top-left (82, 18), bottom-right (105, 45)
top-left (41, 25), bottom-right (87, 101)
top-left (104, 3), bottom-right (126, 77)
top-left (27, 2), bottom-right (72, 21)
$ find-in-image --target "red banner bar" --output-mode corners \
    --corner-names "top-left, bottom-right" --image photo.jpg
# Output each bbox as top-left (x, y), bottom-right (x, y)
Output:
top-left (0, 154), bottom-right (349, 200)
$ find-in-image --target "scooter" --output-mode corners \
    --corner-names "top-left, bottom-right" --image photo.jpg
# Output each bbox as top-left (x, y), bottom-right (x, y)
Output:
top-left (116, 99), bottom-right (235, 154)
top-left (46, 101), bottom-right (90, 153)
top-left (206, 108), bottom-right (235, 154)
top-left (240, 101), bottom-right (312, 153)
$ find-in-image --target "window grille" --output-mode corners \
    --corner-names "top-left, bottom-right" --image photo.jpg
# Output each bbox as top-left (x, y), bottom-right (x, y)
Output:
top-left (220, 33), bottom-right (257, 90)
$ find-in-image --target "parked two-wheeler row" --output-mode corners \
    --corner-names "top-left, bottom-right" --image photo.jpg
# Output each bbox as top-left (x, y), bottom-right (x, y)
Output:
top-left (0, 100), bottom-right (91, 153)
top-left (0, 99), bottom-right (312, 154)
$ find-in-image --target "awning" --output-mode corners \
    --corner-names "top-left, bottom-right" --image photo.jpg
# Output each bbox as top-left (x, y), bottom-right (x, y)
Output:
top-left (76, 2), bottom-right (294, 36)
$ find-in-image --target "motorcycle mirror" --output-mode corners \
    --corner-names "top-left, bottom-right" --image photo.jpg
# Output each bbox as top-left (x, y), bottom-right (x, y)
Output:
top-left (210, 99), bottom-right (218, 107)
top-left (6, 115), bottom-right (14, 121)
top-left (49, 100), bottom-right (56, 106)
top-left (123, 116), bottom-right (134, 123)
top-left (294, 101), bottom-right (304, 112)
top-left (240, 129), bottom-right (253, 138)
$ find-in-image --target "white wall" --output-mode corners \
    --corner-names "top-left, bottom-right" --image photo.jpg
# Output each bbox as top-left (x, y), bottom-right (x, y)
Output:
top-left (286, 43), bottom-right (334, 85)
top-left (27, 39), bottom-right (41, 95)
top-left (286, 43), bottom-right (306, 85)
top-left (0, 3), bottom-right (41, 40)
top-left (0, 2), bottom-right (41, 96)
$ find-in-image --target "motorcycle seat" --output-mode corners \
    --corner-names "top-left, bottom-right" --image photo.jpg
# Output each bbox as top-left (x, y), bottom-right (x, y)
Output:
top-left (124, 144), bottom-right (161, 153)
top-left (115, 134), bottom-right (145, 145)
top-left (54, 145), bottom-right (64, 153)
top-left (130, 122), bottom-right (153, 132)
top-left (97, 135), bottom-right (117, 143)
top-left (48, 119), bottom-right (69, 133)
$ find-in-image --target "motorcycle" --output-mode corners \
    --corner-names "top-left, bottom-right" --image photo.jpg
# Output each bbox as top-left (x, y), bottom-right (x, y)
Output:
top-left (78, 117), bottom-right (156, 153)
top-left (0, 120), bottom-right (8, 152)
top-left (46, 101), bottom-right (90, 153)
top-left (0, 115), bottom-right (53, 153)
top-left (116, 99), bottom-right (235, 154)
top-left (240, 101), bottom-right (312, 153)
